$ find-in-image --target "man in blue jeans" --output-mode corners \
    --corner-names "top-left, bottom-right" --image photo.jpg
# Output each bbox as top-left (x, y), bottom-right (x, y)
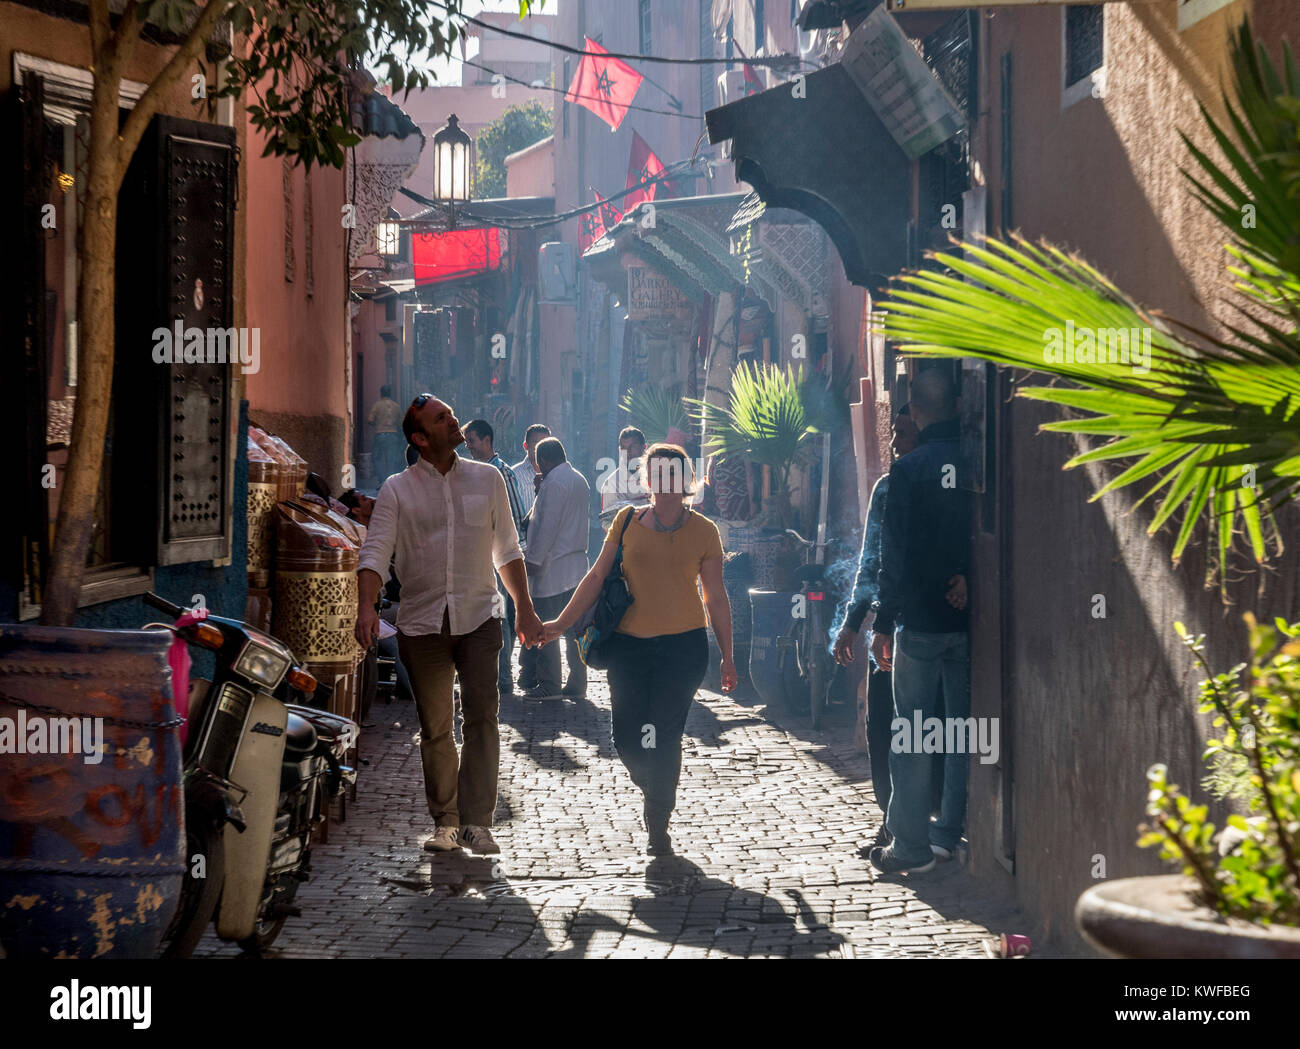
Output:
top-left (869, 368), bottom-right (972, 875)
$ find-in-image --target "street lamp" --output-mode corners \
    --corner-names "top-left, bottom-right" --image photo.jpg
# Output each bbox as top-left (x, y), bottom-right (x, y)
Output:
top-left (433, 113), bottom-right (472, 229)
top-left (375, 220), bottom-right (401, 256)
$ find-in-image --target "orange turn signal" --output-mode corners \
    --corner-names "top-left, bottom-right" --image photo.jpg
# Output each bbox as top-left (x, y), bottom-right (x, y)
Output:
top-left (287, 667), bottom-right (317, 693)
top-left (193, 622), bottom-right (225, 650)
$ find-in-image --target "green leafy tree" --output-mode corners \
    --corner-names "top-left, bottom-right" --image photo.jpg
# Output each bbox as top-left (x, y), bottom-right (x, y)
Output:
top-left (877, 20), bottom-right (1300, 588)
top-left (473, 100), bottom-right (552, 198)
top-left (41, 0), bottom-right (538, 625)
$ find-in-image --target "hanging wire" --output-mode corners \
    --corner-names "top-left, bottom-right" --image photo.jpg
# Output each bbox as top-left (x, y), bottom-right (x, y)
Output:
top-left (397, 157), bottom-right (711, 232)
top-left (428, 0), bottom-right (806, 70)
top-left (459, 58), bottom-right (705, 120)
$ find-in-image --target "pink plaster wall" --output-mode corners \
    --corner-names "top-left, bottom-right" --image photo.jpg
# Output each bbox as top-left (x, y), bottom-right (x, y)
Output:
top-left (242, 123), bottom-right (349, 472)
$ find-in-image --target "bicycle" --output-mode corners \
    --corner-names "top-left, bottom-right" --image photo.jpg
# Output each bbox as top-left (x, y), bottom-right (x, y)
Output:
top-left (777, 528), bottom-right (837, 730)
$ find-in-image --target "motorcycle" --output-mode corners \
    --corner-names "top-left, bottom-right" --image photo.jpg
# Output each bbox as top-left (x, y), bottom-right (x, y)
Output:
top-left (142, 592), bottom-right (357, 957)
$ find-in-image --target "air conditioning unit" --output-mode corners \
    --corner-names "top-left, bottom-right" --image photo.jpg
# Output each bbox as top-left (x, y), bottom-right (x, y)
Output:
top-left (538, 241), bottom-right (576, 302)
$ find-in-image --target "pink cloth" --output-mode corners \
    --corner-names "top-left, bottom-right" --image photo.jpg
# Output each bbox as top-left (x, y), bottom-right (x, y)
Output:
top-left (167, 608), bottom-right (209, 748)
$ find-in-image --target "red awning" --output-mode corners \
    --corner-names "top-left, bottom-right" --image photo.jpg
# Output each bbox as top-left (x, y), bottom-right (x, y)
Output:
top-left (412, 228), bottom-right (503, 285)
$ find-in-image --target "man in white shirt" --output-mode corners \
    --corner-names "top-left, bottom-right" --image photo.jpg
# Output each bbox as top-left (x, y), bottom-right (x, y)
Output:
top-left (522, 437), bottom-right (591, 701)
top-left (598, 426), bottom-right (651, 514)
top-left (511, 423), bottom-right (551, 521)
top-left (355, 394), bottom-right (543, 856)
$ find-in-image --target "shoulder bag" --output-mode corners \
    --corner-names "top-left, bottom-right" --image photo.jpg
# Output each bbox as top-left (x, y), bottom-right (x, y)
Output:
top-left (575, 507), bottom-right (636, 669)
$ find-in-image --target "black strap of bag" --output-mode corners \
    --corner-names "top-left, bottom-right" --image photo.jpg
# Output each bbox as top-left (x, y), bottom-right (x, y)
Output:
top-left (576, 507), bottom-right (636, 666)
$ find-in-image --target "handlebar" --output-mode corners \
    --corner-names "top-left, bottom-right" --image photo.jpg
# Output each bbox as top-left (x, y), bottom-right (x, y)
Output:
top-left (784, 528), bottom-right (815, 548)
top-left (143, 592), bottom-right (184, 619)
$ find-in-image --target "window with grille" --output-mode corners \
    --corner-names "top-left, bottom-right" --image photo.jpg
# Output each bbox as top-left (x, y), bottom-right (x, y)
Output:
top-left (639, 0), bottom-right (652, 55)
top-left (1064, 4), bottom-right (1104, 88)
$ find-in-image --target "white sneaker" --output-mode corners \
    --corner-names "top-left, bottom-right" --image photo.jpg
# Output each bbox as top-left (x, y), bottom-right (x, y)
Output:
top-left (423, 826), bottom-right (462, 852)
top-left (931, 844), bottom-right (953, 861)
top-left (459, 825), bottom-right (500, 855)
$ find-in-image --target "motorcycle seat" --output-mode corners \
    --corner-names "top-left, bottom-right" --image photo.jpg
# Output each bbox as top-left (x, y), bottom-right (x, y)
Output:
top-left (284, 711), bottom-right (319, 753)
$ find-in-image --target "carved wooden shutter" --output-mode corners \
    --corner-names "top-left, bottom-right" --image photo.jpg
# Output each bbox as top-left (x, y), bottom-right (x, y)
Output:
top-left (115, 114), bottom-right (237, 566)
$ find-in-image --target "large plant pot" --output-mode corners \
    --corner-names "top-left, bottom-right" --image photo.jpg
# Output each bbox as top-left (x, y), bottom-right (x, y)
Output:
top-left (0, 624), bottom-right (185, 959)
top-left (1076, 875), bottom-right (1300, 959)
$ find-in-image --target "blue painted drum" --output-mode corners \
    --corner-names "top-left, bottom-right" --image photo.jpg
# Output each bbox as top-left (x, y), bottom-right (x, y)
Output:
top-left (0, 625), bottom-right (185, 959)
top-left (747, 589), bottom-right (800, 712)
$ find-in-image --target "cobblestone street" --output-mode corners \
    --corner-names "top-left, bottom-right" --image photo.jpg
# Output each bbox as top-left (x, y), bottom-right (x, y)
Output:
top-left (198, 659), bottom-right (1025, 959)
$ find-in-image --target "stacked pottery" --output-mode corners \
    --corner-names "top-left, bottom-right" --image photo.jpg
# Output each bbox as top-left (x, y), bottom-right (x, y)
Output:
top-left (272, 503), bottom-right (360, 723)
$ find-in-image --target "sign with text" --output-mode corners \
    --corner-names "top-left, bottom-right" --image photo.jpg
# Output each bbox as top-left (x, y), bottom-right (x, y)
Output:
top-left (627, 263), bottom-right (694, 324)
top-left (842, 8), bottom-right (966, 159)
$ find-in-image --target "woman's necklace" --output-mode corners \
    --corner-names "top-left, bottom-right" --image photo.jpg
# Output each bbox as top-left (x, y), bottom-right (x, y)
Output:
top-left (648, 504), bottom-right (689, 542)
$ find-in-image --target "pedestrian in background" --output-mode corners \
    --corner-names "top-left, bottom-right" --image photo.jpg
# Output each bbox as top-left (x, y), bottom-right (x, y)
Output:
top-left (598, 425), bottom-right (650, 515)
top-left (513, 423), bottom-right (551, 692)
top-left (368, 384), bottom-right (403, 483)
top-left (541, 444), bottom-right (737, 856)
top-left (355, 394), bottom-right (543, 857)
top-left (522, 437), bottom-right (591, 701)
top-left (868, 369), bottom-right (972, 876)
top-left (512, 423), bottom-right (551, 521)
top-left (464, 419), bottom-right (529, 697)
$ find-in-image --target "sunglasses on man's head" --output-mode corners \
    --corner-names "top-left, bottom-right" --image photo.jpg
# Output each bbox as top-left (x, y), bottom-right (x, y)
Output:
top-left (411, 393), bottom-right (433, 408)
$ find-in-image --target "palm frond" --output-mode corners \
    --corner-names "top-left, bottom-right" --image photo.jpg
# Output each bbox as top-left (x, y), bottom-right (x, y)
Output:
top-left (879, 234), bottom-right (1300, 577)
top-left (684, 361), bottom-right (817, 474)
top-left (617, 384), bottom-right (687, 444)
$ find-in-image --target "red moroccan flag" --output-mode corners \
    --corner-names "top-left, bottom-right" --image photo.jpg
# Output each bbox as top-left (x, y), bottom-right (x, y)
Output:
top-left (734, 41), bottom-right (764, 97)
top-left (578, 190), bottom-right (623, 254)
top-left (624, 132), bottom-right (671, 211)
top-left (564, 37), bottom-right (643, 132)
top-left (594, 189), bottom-right (624, 231)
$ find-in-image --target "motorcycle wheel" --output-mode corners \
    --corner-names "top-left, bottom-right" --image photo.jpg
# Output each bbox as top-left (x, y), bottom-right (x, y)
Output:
top-left (237, 875), bottom-right (298, 955)
top-left (159, 819), bottom-right (225, 959)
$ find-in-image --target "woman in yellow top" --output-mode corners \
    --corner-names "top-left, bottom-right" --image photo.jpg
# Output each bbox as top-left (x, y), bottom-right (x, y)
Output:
top-left (541, 443), bottom-right (736, 855)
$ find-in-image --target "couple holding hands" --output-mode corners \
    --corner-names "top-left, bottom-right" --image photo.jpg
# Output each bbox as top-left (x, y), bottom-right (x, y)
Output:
top-left (355, 394), bottom-right (734, 858)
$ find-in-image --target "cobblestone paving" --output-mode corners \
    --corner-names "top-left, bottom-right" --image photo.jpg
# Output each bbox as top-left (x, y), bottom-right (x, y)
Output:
top-left (197, 658), bottom-right (1025, 959)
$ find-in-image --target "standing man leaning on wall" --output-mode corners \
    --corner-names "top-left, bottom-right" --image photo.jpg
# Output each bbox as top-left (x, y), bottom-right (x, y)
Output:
top-left (868, 369), bottom-right (972, 876)
top-left (355, 394), bottom-right (543, 856)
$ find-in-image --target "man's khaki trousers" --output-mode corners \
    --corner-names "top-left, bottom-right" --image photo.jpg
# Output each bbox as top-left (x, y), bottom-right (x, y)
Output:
top-left (398, 609), bottom-right (503, 828)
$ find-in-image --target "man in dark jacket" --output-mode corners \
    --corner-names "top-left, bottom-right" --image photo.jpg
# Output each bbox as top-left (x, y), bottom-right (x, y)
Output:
top-left (868, 368), bottom-right (972, 875)
top-left (834, 404), bottom-right (919, 848)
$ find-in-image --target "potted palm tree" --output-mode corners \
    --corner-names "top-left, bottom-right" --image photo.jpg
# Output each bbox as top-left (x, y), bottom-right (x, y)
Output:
top-left (876, 20), bottom-right (1300, 955)
top-left (685, 361), bottom-right (830, 712)
top-left (685, 361), bottom-right (825, 532)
